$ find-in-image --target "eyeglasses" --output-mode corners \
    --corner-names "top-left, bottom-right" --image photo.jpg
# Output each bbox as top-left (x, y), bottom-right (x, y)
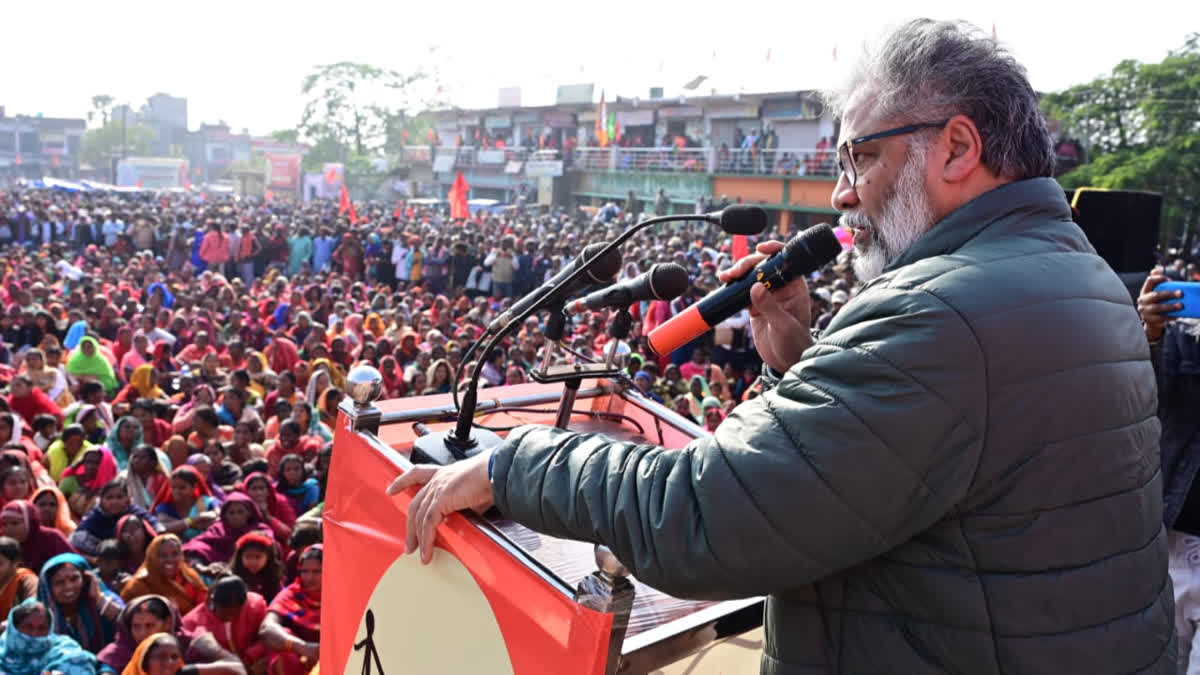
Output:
top-left (837, 120), bottom-right (949, 188)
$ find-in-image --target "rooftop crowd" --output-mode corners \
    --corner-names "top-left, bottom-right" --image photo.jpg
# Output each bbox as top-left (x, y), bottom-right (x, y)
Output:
top-left (0, 185), bottom-right (862, 674)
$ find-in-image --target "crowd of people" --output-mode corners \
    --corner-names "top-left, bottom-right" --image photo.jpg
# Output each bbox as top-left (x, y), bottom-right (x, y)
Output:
top-left (0, 184), bottom-right (864, 674)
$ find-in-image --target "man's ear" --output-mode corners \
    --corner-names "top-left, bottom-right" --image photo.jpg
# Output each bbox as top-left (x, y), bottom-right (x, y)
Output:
top-left (940, 114), bottom-right (984, 183)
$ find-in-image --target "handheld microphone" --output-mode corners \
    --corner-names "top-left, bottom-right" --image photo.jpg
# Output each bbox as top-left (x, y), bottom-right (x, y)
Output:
top-left (647, 223), bottom-right (841, 357)
top-left (487, 242), bottom-right (622, 332)
top-left (565, 263), bottom-right (690, 314)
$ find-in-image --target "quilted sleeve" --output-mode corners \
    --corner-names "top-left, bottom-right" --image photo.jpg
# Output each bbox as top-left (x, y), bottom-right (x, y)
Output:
top-left (491, 287), bottom-right (987, 599)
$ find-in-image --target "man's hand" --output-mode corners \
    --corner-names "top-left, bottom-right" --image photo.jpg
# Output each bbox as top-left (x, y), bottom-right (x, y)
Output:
top-left (718, 241), bottom-right (813, 373)
top-left (1136, 269), bottom-right (1182, 342)
top-left (386, 450), bottom-right (495, 564)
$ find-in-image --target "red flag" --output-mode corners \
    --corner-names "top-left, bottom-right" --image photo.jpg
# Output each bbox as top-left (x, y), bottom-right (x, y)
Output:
top-left (264, 189), bottom-right (274, 202)
top-left (732, 235), bottom-right (750, 261)
top-left (393, 201), bottom-right (402, 220)
top-left (448, 171), bottom-right (470, 221)
top-left (348, 200), bottom-right (359, 225)
top-left (339, 184), bottom-right (351, 214)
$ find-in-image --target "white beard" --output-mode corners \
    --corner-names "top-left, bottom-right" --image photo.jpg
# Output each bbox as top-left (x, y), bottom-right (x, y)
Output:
top-left (843, 150), bottom-right (935, 282)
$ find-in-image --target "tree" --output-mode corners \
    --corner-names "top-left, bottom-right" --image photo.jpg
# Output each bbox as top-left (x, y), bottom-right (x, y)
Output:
top-left (1044, 34), bottom-right (1200, 241)
top-left (80, 121), bottom-right (156, 168)
top-left (88, 94), bottom-right (114, 127)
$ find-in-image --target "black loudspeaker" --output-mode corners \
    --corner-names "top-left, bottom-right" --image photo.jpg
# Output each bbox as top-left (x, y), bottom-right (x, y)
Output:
top-left (1066, 189), bottom-right (1162, 274)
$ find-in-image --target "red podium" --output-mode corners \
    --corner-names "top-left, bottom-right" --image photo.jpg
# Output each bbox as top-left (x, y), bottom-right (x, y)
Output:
top-left (322, 373), bottom-right (764, 674)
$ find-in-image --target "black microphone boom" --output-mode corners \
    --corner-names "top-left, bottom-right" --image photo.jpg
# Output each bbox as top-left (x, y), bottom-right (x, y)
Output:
top-left (565, 263), bottom-right (690, 314)
top-left (487, 242), bottom-right (622, 332)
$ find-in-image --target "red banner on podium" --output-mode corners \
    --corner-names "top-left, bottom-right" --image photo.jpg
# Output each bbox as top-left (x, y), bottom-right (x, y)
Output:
top-left (322, 418), bottom-right (614, 674)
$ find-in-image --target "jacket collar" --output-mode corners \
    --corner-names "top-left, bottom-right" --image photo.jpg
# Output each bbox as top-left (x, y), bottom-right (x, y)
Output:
top-left (884, 177), bottom-right (1070, 272)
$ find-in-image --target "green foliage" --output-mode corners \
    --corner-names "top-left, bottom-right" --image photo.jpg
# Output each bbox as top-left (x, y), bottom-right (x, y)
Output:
top-left (88, 94), bottom-right (114, 127)
top-left (80, 121), bottom-right (156, 168)
top-left (1046, 34), bottom-right (1200, 238)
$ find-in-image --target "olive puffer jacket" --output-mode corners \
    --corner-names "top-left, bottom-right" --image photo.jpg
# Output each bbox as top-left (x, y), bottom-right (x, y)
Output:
top-left (491, 178), bottom-right (1174, 674)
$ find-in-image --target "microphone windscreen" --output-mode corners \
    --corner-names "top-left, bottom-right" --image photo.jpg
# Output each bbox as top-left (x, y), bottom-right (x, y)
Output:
top-left (783, 223), bottom-right (841, 274)
top-left (581, 242), bottom-right (623, 282)
top-left (719, 206), bottom-right (769, 235)
top-left (649, 263), bottom-right (691, 301)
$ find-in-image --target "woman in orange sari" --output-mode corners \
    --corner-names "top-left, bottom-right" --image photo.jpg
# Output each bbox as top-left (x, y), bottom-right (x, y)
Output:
top-left (121, 534), bottom-right (209, 615)
top-left (30, 486), bottom-right (75, 537)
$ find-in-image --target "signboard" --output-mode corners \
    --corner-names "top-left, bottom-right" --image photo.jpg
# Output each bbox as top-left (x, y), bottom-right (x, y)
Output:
top-left (505, 161), bottom-right (523, 174)
top-left (657, 106), bottom-right (703, 120)
top-left (38, 132), bottom-right (66, 156)
top-left (525, 160), bottom-right (564, 178)
top-left (264, 152), bottom-right (302, 193)
top-left (762, 98), bottom-right (823, 120)
top-left (708, 104), bottom-right (760, 119)
top-left (484, 115), bottom-right (512, 130)
top-left (477, 150), bottom-right (506, 165)
top-left (538, 176), bottom-right (554, 205)
top-left (616, 110), bottom-right (654, 126)
top-left (316, 163), bottom-right (344, 199)
top-left (555, 83), bottom-right (594, 105)
top-left (498, 87), bottom-right (522, 107)
top-left (432, 155), bottom-right (457, 173)
top-left (116, 157), bottom-right (189, 189)
top-left (543, 112), bottom-right (576, 129)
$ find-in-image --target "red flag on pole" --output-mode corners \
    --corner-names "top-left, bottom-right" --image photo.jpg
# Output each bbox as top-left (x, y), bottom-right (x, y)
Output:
top-left (732, 235), bottom-right (750, 261)
top-left (448, 171), bottom-right (470, 221)
top-left (393, 201), bottom-right (402, 220)
top-left (338, 184), bottom-right (351, 214)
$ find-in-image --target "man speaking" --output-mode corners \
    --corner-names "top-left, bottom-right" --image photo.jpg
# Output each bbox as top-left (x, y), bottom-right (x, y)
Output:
top-left (388, 19), bottom-right (1173, 673)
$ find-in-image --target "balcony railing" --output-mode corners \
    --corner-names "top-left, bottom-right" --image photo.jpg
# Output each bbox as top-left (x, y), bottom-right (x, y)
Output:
top-left (402, 144), bottom-right (839, 178)
top-left (573, 146), bottom-right (838, 177)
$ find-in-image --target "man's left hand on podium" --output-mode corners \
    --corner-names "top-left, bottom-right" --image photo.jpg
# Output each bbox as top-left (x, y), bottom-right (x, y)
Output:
top-left (386, 449), bottom-right (495, 564)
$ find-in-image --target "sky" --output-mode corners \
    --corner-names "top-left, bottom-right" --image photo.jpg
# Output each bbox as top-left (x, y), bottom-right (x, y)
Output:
top-left (3, 0), bottom-right (1196, 137)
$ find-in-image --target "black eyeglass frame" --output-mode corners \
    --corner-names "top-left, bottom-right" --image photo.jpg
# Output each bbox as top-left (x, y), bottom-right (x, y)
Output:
top-left (837, 119), bottom-right (950, 187)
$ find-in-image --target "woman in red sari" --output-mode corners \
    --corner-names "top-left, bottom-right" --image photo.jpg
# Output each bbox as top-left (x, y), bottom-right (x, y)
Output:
top-left (260, 544), bottom-right (321, 675)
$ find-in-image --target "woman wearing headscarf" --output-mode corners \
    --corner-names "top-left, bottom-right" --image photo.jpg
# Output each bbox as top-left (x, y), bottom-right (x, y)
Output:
top-left (307, 357), bottom-right (344, 390)
top-left (99, 594), bottom-right (243, 675)
top-left (171, 384), bottom-right (215, 435)
top-left (31, 486), bottom-right (76, 537)
top-left (240, 473), bottom-right (296, 548)
top-left (112, 365), bottom-right (166, 408)
top-left (260, 544), bottom-right (322, 675)
top-left (303, 368), bottom-right (331, 408)
top-left (22, 348), bottom-right (71, 408)
top-left (7, 375), bottom-right (63, 429)
top-left (291, 402), bottom-right (331, 444)
top-left (275, 456), bottom-right (320, 518)
top-left (181, 493), bottom-right (273, 566)
top-left (685, 374), bottom-right (712, 421)
top-left (67, 336), bottom-right (119, 395)
top-left (0, 501), bottom-right (75, 577)
top-left (59, 445), bottom-right (119, 516)
top-left (62, 321), bottom-right (87, 351)
top-left (701, 396), bottom-right (726, 432)
top-left (122, 445), bottom-right (170, 512)
top-left (149, 343), bottom-right (176, 377)
top-left (120, 534), bottom-right (208, 614)
top-left (106, 416), bottom-right (144, 470)
top-left (0, 598), bottom-right (98, 675)
top-left (36, 553), bottom-right (124, 654)
top-left (363, 312), bottom-right (387, 339)
top-left (265, 337), bottom-right (300, 375)
top-left (269, 303), bottom-right (291, 332)
top-left (152, 466), bottom-right (219, 543)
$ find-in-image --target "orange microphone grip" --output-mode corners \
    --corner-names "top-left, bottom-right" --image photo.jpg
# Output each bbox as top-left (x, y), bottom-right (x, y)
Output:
top-left (648, 305), bottom-right (709, 357)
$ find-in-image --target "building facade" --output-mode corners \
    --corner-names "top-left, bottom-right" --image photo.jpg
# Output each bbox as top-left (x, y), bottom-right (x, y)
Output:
top-left (413, 90), bottom-right (841, 231)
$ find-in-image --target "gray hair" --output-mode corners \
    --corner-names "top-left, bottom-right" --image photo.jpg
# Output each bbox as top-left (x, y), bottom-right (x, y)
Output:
top-left (823, 19), bottom-right (1054, 180)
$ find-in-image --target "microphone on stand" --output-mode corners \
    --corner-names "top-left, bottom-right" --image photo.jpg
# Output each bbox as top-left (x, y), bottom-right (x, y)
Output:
top-left (647, 223), bottom-right (842, 358)
top-left (565, 263), bottom-right (690, 315)
top-left (487, 243), bottom-right (622, 333)
top-left (424, 206), bottom-right (771, 463)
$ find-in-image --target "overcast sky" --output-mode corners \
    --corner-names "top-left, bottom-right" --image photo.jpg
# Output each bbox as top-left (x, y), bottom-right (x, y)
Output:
top-left (4, 0), bottom-right (1195, 136)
